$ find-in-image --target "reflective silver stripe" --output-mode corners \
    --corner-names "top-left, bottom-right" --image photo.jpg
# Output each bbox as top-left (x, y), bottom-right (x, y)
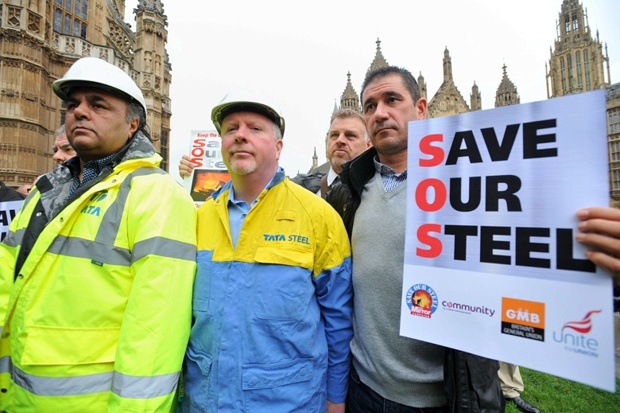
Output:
top-left (95, 167), bottom-right (165, 246)
top-left (47, 168), bottom-right (184, 266)
top-left (111, 371), bottom-right (179, 399)
top-left (0, 356), bottom-right (9, 374)
top-left (8, 361), bottom-right (178, 399)
top-left (2, 228), bottom-right (25, 247)
top-left (48, 235), bottom-right (194, 265)
top-left (133, 237), bottom-right (196, 263)
top-left (12, 365), bottom-right (113, 396)
top-left (47, 236), bottom-right (131, 265)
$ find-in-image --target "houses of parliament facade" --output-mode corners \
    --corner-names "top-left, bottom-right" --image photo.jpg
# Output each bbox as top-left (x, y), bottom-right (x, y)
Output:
top-left (1, 0), bottom-right (619, 205)
top-left (0, 0), bottom-right (171, 187)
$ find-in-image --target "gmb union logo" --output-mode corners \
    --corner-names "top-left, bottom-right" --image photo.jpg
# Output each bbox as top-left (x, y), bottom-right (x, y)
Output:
top-left (501, 297), bottom-right (545, 342)
top-left (406, 284), bottom-right (438, 319)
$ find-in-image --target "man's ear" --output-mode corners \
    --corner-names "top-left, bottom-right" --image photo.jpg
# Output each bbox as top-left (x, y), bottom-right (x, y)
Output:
top-left (416, 97), bottom-right (428, 120)
top-left (128, 117), bottom-right (140, 137)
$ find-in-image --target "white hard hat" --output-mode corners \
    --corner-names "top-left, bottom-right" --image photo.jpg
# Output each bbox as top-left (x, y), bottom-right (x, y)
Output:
top-left (211, 91), bottom-right (285, 137)
top-left (53, 57), bottom-right (147, 115)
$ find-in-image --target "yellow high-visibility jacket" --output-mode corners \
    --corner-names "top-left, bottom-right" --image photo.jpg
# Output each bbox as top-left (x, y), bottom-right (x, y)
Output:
top-left (0, 133), bottom-right (197, 412)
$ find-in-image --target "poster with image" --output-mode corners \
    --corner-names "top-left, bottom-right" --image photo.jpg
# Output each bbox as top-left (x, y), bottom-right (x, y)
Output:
top-left (183, 130), bottom-right (230, 205)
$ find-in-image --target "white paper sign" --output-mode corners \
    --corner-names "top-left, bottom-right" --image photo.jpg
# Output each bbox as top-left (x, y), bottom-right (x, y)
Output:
top-left (1, 200), bottom-right (23, 242)
top-left (400, 90), bottom-right (615, 392)
top-left (183, 130), bottom-right (229, 205)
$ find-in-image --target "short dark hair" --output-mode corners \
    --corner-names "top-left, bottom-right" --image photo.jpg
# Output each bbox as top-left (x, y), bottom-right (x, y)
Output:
top-left (360, 66), bottom-right (422, 108)
top-left (126, 100), bottom-right (152, 141)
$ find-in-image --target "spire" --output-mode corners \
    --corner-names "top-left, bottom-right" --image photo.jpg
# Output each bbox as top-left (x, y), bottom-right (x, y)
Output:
top-left (367, 38), bottom-right (389, 74)
top-left (428, 47), bottom-right (470, 118)
top-left (443, 47), bottom-right (453, 82)
top-left (470, 81), bottom-right (481, 111)
top-left (311, 147), bottom-right (318, 171)
top-left (339, 71), bottom-right (361, 112)
top-left (417, 71), bottom-right (427, 100)
top-left (495, 64), bottom-right (520, 107)
top-left (136, 0), bottom-right (165, 14)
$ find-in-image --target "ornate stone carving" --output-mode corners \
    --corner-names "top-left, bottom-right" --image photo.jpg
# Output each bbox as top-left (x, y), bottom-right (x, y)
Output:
top-left (7, 6), bottom-right (21, 27)
top-left (28, 11), bottom-right (42, 34)
top-left (65, 37), bottom-right (76, 54)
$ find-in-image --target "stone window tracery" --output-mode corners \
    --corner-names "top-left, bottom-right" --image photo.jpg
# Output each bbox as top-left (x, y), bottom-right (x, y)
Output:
top-left (8, 7), bottom-right (21, 27)
top-left (53, 0), bottom-right (87, 39)
top-left (28, 12), bottom-right (42, 33)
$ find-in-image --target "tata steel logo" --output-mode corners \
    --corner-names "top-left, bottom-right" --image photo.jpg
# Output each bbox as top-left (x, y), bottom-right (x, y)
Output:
top-left (80, 191), bottom-right (108, 217)
top-left (552, 310), bottom-right (601, 358)
top-left (406, 284), bottom-right (438, 319)
top-left (501, 297), bottom-right (545, 342)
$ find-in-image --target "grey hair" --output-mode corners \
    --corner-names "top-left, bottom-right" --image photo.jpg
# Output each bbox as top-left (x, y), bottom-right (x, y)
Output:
top-left (328, 108), bottom-right (369, 142)
top-left (55, 124), bottom-right (66, 138)
top-left (126, 100), bottom-right (152, 141)
top-left (272, 120), bottom-right (283, 141)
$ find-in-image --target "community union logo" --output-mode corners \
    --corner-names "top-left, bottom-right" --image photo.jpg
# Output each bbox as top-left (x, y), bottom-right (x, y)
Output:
top-left (406, 284), bottom-right (438, 318)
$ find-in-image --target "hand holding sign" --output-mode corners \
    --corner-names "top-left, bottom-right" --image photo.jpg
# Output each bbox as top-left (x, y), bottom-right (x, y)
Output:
top-left (577, 206), bottom-right (620, 281)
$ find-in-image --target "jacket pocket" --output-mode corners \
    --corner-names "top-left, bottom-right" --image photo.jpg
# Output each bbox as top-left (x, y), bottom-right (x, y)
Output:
top-left (251, 248), bottom-right (315, 321)
top-left (182, 346), bottom-right (212, 410)
top-left (242, 358), bottom-right (315, 410)
top-left (254, 245), bottom-right (314, 270)
top-left (21, 325), bottom-right (120, 365)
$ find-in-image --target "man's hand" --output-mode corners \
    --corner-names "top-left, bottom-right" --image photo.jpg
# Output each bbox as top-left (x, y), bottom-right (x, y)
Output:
top-left (327, 401), bottom-right (345, 413)
top-left (576, 207), bottom-right (620, 282)
top-left (179, 155), bottom-right (195, 178)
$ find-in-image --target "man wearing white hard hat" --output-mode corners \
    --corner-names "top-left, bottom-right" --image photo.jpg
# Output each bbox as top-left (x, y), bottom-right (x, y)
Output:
top-left (0, 57), bottom-right (197, 412)
top-left (181, 92), bottom-right (353, 413)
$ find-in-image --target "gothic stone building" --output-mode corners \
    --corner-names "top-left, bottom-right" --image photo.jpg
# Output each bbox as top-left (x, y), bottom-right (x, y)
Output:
top-left (0, 0), bottom-right (171, 188)
top-left (320, 0), bottom-right (617, 207)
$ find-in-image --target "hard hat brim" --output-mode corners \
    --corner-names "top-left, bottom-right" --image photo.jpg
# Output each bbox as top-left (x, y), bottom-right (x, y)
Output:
top-left (212, 101), bottom-right (285, 137)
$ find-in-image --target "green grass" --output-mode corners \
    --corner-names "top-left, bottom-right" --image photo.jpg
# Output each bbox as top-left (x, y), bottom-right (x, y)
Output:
top-left (505, 368), bottom-right (620, 413)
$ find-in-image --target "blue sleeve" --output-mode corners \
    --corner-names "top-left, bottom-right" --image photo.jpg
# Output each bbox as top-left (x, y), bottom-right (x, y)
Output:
top-left (314, 257), bottom-right (353, 403)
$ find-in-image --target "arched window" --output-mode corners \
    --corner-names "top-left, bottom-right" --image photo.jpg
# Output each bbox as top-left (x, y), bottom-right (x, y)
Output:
top-left (584, 50), bottom-right (591, 90)
top-left (53, 0), bottom-right (88, 39)
top-left (572, 14), bottom-right (579, 31)
top-left (560, 57), bottom-right (567, 93)
top-left (575, 50), bottom-right (582, 89)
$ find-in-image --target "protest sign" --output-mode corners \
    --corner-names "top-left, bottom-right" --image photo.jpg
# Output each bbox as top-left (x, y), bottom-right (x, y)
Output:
top-left (183, 130), bottom-right (230, 204)
top-left (400, 90), bottom-right (615, 391)
top-left (1, 200), bottom-right (23, 242)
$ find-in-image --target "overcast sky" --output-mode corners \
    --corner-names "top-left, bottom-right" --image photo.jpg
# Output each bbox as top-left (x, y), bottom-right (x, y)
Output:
top-left (125, 0), bottom-right (620, 182)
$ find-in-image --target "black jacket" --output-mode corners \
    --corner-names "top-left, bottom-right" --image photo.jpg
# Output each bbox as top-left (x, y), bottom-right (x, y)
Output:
top-left (326, 148), bottom-right (505, 413)
top-left (290, 172), bottom-right (324, 195)
top-left (0, 181), bottom-right (25, 202)
top-left (325, 148), bottom-right (376, 238)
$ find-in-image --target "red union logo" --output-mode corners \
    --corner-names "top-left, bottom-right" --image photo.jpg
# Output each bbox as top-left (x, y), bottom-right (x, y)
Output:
top-left (561, 310), bottom-right (602, 334)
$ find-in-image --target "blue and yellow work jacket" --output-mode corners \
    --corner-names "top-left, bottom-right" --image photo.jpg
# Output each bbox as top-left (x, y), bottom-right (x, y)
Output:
top-left (0, 132), bottom-right (197, 412)
top-left (182, 171), bottom-right (353, 412)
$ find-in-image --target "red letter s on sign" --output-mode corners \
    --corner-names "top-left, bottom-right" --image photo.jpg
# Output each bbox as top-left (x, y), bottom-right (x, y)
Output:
top-left (416, 223), bottom-right (442, 258)
top-left (419, 134), bottom-right (444, 167)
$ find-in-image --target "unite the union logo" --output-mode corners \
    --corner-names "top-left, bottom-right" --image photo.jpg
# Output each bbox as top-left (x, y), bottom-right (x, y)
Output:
top-left (552, 310), bottom-right (602, 358)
